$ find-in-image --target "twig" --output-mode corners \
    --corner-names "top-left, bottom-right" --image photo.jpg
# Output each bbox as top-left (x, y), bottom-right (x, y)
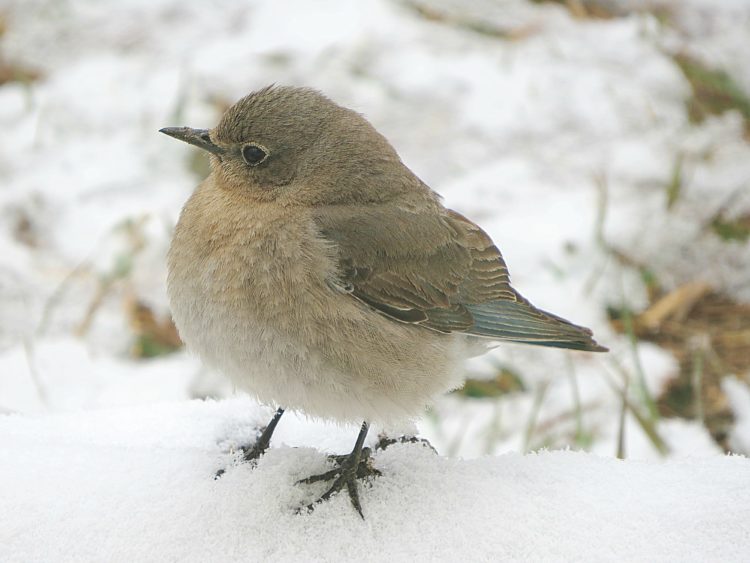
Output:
top-left (616, 377), bottom-right (628, 459)
top-left (23, 338), bottom-right (48, 408)
top-left (523, 380), bottom-right (550, 453)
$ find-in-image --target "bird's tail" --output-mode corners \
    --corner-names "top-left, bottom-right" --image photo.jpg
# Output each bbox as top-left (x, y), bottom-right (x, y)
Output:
top-left (465, 298), bottom-right (608, 352)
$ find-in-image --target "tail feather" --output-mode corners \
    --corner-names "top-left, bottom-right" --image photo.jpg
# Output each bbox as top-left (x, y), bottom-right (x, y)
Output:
top-left (465, 299), bottom-right (608, 352)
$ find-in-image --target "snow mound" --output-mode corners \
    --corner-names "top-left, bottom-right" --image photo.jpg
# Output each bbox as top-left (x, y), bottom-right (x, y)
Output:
top-left (2, 399), bottom-right (748, 562)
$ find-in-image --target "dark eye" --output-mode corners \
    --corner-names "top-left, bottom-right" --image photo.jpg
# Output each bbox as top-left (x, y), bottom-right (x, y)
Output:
top-left (241, 143), bottom-right (268, 166)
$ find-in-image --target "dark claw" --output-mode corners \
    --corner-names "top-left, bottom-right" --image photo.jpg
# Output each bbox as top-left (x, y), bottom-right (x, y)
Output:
top-left (375, 434), bottom-right (438, 454)
top-left (297, 422), bottom-right (377, 518)
top-left (297, 461), bottom-right (373, 519)
top-left (346, 480), bottom-right (363, 519)
top-left (214, 407), bottom-right (285, 479)
top-left (240, 442), bottom-right (267, 463)
top-left (296, 467), bottom-right (340, 485)
top-left (325, 448), bottom-right (382, 479)
top-left (297, 447), bottom-right (381, 517)
top-left (213, 440), bottom-right (266, 479)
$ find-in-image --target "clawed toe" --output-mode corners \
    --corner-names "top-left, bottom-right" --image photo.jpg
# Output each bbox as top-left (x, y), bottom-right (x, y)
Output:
top-left (296, 450), bottom-right (380, 518)
top-left (375, 433), bottom-right (437, 454)
top-left (214, 407), bottom-right (286, 479)
top-left (296, 467), bottom-right (341, 485)
top-left (297, 446), bottom-right (381, 518)
top-left (213, 438), bottom-right (268, 479)
top-left (240, 442), bottom-right (267, 463)
top-left (296, 422), bottom-right (379, 518)
top-left (217, 418), bottom-right (432, 517)
top-left (297, 447), bottom-right (381, 484)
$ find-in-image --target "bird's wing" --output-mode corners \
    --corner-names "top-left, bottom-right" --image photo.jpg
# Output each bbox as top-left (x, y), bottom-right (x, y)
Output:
top-left (313, 202), bottom-right (606, 352)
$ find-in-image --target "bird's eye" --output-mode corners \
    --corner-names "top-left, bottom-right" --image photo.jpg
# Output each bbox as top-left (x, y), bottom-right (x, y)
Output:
top-left (241, 143), bottom-right (269, 166)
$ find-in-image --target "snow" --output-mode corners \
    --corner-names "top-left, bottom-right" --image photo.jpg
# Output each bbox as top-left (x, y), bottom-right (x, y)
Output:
top-left (724, 377), bottom-right (750, 455)
top-left (2, 399), bottom-right (749, 562)
top-left (1, 0), bottom-right (750, 558)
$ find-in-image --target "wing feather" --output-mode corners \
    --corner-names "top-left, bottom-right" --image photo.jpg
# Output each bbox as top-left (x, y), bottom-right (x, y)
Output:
top-left (314, 201), bottom-right (606, 352)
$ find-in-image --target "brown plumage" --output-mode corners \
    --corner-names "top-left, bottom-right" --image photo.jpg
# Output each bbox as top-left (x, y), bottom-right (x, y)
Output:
top-left (314, 194), bottom-right (604, 351)
top-left (161, 85), bottom-right (606, 517)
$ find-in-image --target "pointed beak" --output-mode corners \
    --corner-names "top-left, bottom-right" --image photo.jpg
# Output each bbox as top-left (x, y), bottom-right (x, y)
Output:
top-left (159, 127), bottom-right (224, 156)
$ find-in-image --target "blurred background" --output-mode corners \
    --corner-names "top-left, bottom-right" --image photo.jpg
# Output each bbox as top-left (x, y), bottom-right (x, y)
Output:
top-left (1, 0), bottom-right (748, 460)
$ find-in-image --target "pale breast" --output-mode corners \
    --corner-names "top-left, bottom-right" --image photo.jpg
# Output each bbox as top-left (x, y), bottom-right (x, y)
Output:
top-left (168, 181), bottom-right (334, 369)
top-left (166, 180), bottom-right (469, 423)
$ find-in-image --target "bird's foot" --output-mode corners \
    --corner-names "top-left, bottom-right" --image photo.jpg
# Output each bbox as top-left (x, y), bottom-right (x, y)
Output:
top-left (238, 439), bottom-right (269, 463)
top-left (214, 438), bottom-right (268, 479)
top-left (215, 408), bottom-right (285, 479)
top-left (296, 446), bottom-right (381, 518)
top-left (375, 433), bottom-right (438, 454)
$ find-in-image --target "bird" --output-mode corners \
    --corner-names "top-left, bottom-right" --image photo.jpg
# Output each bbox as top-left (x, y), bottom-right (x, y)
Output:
top-left (160, 85), bottom-right (606, 518)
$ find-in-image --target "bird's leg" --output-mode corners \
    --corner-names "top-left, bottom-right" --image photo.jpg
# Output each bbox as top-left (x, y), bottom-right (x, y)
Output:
top-left (240, 406), bottom-right (285, 462)
top-left (297, 421), bottom-right (380, 519)
top-left (374, 433), bottom-right (437, 454)
top-left (215, 407), bottom-right (285, 479)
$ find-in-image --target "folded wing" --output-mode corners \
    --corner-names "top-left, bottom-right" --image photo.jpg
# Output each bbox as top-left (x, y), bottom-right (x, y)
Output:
top-left (314, 198), bottom-right (606, 353)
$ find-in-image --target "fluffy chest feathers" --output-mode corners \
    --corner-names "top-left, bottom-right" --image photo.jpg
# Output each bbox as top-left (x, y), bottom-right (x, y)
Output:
top-left (166, 177), bottom-right (349, 395)
top-left (168, 180), bottom-right (336, 327)
top-left (166, 178), bottom-right (468, 423)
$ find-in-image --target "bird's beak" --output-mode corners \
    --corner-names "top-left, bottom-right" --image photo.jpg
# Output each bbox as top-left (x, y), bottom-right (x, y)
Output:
top-left (159, 127), bottom-right (225, 156)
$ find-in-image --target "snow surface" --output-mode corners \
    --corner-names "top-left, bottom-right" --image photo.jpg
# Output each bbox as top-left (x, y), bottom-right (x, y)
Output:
top-left (2, 399), bottom-right (749, 562)
top-left (1, 0), bottom-right (750, 559)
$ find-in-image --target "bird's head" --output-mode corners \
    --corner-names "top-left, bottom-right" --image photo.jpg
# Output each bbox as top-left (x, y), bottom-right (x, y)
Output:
top-left (160, 85), bottom-right (407, 206)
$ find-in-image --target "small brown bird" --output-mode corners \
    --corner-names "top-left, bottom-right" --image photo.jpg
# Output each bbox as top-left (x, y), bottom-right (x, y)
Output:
top-left (161, 85), bottom-right (606, 517)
